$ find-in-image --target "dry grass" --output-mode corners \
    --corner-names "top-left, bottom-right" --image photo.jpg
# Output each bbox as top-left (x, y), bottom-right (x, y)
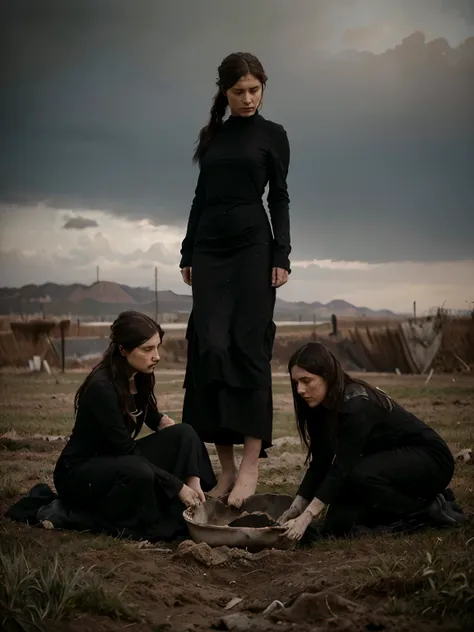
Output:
top-left (2, 315), bottom-right (473, 377)
top-left (0, 369), bottom-right (473, 631)
top-left (0, 543), bottom-right (138, 631)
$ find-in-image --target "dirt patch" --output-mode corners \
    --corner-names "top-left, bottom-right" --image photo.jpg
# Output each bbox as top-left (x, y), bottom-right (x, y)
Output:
top-left (1, 371), bottom-right (474, 632)
top-left (173, 539), bottom-right (285, 567)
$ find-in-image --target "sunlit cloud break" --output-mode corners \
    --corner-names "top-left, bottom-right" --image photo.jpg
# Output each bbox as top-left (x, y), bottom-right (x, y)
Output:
top-left (292, 259), bottom-right (373, 271)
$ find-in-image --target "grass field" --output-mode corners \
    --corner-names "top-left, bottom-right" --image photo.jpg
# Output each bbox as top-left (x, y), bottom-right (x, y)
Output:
top-left (0, 369), bottom-right (473, 632)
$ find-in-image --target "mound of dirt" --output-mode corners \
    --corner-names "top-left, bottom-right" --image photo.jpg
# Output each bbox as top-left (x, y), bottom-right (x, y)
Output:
top-left (228, 511), bottom-right (277, 528)
top-left (173, 539), bottom-right (278, 568)
top-left (216, 588), bottom-right (443, 632)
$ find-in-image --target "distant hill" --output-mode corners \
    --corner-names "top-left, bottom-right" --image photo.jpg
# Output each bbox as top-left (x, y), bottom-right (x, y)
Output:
top-left (274, 297), bottom-right (396, 320)
top-left (69, 281), bottom-right (137, 305)
top-left (0, 281), bottom-right (398, 320)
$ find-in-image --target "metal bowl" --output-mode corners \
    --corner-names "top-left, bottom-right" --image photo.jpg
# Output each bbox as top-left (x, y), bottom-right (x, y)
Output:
top-left (183, 493), bottom-right (294, 551)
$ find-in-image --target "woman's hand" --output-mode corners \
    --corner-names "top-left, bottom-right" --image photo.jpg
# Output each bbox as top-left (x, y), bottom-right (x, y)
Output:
top-left (276, 495), bottom-right (309, 525)
top-left (178, 484), bottom-right (201, 508)
top-left (181, 267), bottom-right (192, 286)
top-left (158, 415), bottom-right (175, 431)
top-left (281, 498), bottom-right (325, 541)
top-left (272, 267), bottom-right (288, 288)
top-left (281, 509), bottom-right (314, 541)
top-left (277, 505), bottom-right (303, 525)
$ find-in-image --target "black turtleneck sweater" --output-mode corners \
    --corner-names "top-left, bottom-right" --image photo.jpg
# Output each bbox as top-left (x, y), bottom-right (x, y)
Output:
top-left (180, 112), bottom-right (291, 270)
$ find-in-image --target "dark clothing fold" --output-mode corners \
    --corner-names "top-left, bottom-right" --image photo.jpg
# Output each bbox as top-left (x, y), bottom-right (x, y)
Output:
top-left (180, 112), bottom-right (290, 447)
top-left (53, 424), bottom-right (215, 540)
top-left (10, 369), bottom-right (217, 541)
top-left (297, 384), bottom-right (455, 533)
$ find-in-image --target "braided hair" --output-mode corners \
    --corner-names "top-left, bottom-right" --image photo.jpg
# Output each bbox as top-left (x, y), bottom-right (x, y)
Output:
top-left (193, 52), bottom-right (267, 164)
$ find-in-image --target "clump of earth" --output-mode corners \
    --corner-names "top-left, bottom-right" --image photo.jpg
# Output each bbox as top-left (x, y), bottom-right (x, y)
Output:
top-left (227, 511), bottom-right (278, 528)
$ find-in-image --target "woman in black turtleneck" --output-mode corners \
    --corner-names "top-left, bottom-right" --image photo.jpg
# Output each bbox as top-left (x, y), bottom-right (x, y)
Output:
top-left (180, 52), bottom-right (291, 508)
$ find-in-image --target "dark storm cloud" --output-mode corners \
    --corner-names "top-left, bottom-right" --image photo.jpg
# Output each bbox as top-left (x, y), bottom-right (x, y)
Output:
top-left (0, 0), bottom-right (473, 262)
top-left (63, 216), bottom-right (99, 230)
top-left (441, 0), bottom-right (474, 23)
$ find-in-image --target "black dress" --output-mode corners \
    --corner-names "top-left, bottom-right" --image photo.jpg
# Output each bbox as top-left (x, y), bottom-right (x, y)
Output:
top-left (52, 369), bottom-right (216, 540)
top-left (180, 111), bottom-right (291, 450)
top-left (298, 384), bottom-right (455, 536)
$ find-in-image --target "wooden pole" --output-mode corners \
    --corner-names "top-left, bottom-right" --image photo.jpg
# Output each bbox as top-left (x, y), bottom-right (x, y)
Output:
top-left (60, 325), bottom-right (65, 373)
top-left (413, 301), bottom-right (417, 323)
top-left (155, 268), bottom-right (159, 320)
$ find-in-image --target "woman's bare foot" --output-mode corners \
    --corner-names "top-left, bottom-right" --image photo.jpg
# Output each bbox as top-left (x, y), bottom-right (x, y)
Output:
top-left (227, 463), bottom-right (258, 509)
top-left (207, 469), bottom-right (237, 499)
top-left (185, 476), bottom-right (206, 503)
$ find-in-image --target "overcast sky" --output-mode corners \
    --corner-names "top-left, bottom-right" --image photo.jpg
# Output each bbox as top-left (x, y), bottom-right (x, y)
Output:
top-left (1, 0), bottom-right (473, 312)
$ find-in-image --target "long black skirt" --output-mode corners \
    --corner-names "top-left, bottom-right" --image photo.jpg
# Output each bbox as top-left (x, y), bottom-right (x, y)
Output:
top-left (182, 243), bottom-right (276, 450)
top-left (51, 424), bottom-right (216, 541)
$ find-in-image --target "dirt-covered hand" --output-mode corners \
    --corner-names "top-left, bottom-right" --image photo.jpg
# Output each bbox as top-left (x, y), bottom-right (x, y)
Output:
top-left (178, 484), bottom-right (201, 508)
top-left (276, 505), bottom-right (302, 526)
top-left (282, 510), bottom-right (313, 541)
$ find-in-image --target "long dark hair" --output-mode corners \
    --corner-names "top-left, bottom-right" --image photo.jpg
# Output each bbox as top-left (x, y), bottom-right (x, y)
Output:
top-left (74, 311), bottom-right (164, 423)
top-left (192, 52), bottom-right (268, 165)
top-left (288, 342), bottom-right (391, 461)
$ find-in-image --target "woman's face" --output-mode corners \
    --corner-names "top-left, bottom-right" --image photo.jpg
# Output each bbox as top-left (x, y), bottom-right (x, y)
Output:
top-left (291, 365), bottom-right (328, 408)
top-left (225, 73), bottom-right (263, 117)
top-left (123, 332), bottom-right (162, 374)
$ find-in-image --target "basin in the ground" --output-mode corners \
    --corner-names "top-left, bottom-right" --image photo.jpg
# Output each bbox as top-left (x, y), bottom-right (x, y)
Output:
top-left (183, 493), bottom-right (294, 551)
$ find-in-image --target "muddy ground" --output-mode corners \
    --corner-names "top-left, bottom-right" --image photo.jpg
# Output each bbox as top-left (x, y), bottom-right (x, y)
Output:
top-left (0, 370), bottom-right (473, 631)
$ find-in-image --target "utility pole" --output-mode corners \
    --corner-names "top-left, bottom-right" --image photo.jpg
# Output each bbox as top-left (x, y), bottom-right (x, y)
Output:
top-left (96, 266), bottom-right (99, 283)
top-left (154, 266), bottom-right (158, 321)
top-left (413, 300), bottom-right (417, 323)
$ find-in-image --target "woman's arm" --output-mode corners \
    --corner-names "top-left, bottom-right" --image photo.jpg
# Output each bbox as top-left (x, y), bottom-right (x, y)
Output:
top-left (143, 390), bottom-right (176, 432)
top-left (144, 401), bottom-right (164, 432)
top-left (267, 124), bottom-right (291, 271)
top-left (282, 496), bottom-right (327, 541)
top-left (87, 381), bottom-right (183, 498)
top-left (296, 425), bottom-right (335, 502)
top-left (179, 171), bottom-right (205, 269)
top-left (276, 494), bottom-right (309, 524)
top-left (315, 402), bottom-right (374, 505)
top-left (277, 424), bottom-right (333, 526)
top-left (87, 381), bottom-right (139, 456)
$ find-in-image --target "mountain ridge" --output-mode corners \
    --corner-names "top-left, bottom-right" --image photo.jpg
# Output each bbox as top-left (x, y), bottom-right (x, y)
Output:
top-left (0, 281), bottom-right (399, 319)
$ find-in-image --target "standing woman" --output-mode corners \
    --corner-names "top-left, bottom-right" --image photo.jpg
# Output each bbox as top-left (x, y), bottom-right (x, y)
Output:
top-left (180, 52), bottom-right (291, 508)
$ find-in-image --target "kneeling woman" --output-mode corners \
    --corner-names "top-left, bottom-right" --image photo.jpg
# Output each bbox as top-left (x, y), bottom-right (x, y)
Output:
top-left (278, 342), bottom-right (459, 541)
top-left (54, 311), bottom-right (216, 541)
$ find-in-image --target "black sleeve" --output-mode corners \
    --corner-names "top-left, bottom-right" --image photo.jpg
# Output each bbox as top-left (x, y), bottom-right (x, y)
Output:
top-left (315, 400), bottom-right (375, 505)
top-left (267, 124), bottom-right (291, 271)
top-left (88, 382), bottom-right (183, 498)
top-left (144, 401), bottom-right (164, 432)
top-left (297, 426), bottom-right (334, 501)
top-left (88, 381), bottom-right (139, 457)
top-left (179, 171), bottom-right (205, 268)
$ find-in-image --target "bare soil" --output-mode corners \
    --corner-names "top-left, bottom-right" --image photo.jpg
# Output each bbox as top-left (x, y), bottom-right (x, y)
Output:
top-left (0, 370), bottom-right (473, 631)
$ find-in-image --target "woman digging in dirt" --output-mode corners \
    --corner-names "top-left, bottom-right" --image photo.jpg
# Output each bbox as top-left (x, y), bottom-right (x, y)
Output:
top-left (180, 52), bottom-right (291, 509)
top-left (50, 311), bottom-right (216, 540)
top-left (277, 342), bottom-right (465, 542)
